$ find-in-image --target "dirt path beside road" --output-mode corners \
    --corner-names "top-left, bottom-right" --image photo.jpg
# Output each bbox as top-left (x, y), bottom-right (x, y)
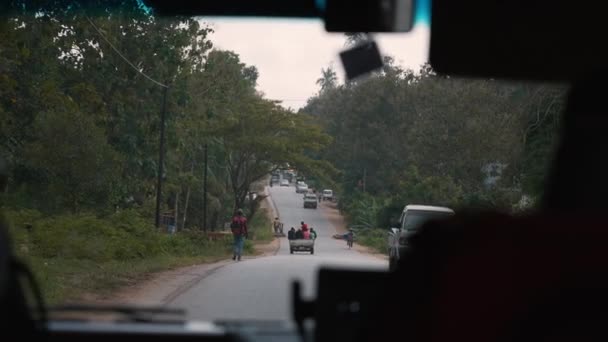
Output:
top-left (85, 237), bottom-right (280, 306)
top-left (319, 201), bottom-right (388, 261)
top-left (82, 189), bottom-right (280, 306)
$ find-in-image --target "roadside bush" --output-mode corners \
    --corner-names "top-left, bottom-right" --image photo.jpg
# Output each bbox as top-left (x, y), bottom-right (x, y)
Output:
top-left (356, 228), bottom-right (388, 254)
top-left (5, 208), bottom-right (43, 246)
top-left (4, 208), bottom-right (243, 262)
top-left (107, 209), bottom-right (163, 257)
top-left (393, 166), bottom-right (463, 208)
top-left (247, 208), bottom-right (273, 243)
top-left (32, 214), bottom-right (135, 261)
top-left (340, 192), bottom-right (383, 228)
top-left (158, 231), bottom-right (234, 257)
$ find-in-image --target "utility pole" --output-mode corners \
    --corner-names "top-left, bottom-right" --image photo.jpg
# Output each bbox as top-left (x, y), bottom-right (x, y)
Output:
top-left (363, 167), bottom-right (367, 193)
top-left (155, 85), bottom-right (169, 228)
top-left (202, 143), bottom-right (208, 231)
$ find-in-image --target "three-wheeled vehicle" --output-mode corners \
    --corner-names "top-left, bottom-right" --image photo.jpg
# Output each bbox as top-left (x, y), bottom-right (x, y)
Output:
top-left (289, 239), bottom-right (314, 254)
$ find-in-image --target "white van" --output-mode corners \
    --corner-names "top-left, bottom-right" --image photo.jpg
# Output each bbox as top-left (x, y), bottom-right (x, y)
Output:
top-left (388, 205), bottom-right (455, 271)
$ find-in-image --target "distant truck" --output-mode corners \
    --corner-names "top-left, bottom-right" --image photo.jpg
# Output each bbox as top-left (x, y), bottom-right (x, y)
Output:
top-left (322, 189), bottom-right (333, 201)
top-left (296, 182), bottom-right (309, 194)
top-left (303, 194), bottom-right (318, 209)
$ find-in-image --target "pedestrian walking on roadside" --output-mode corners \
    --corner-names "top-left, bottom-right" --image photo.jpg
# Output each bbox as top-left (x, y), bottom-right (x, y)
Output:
top-left (230, 209), bottom-right (248, 261)
top-left (346, 229), bottom-right (354, 249)
top-left (273, 217), bottom-right (281, 234)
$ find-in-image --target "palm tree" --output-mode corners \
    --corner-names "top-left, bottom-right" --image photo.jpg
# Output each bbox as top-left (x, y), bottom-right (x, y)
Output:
top-left (344, 32), bottom-right (370, 47)
top-left (316, 67), bottom-right (338, 93)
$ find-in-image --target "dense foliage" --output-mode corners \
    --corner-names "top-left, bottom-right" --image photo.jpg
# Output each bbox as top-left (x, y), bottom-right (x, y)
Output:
top-left (303, 60), bottom-right (567, 227)
top-left (1, 2), bottom-right (330, 231)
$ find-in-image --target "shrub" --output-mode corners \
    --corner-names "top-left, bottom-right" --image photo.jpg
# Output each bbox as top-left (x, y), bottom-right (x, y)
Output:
top-left (4, 206), bottom-right (256, 269)
top-left (356, 228), bottom-right (388, 254)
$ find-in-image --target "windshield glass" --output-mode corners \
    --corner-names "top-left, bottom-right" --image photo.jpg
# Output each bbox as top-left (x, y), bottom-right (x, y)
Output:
top-left (0, 1), bottom-right (566, 323)
top-left (402, 211), bottom-right (454, 231)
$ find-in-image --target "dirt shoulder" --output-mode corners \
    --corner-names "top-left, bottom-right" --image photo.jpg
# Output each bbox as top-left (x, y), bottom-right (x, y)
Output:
top-left (319, 201), bottom-right (388, 261)
top-left (81, 258), bottom-right (234, 306)
top-left (88, 238), bottom-right (279, 306)
top-left (255, 186), bottom-right (281, 255)
top-left (84, 189), bottom-right (280, 306)
top-left (253, 237), bottom-right (280, 256)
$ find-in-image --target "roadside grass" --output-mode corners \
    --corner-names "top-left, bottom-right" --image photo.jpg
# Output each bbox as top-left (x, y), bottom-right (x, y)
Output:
top-left (4, 208), bottom-right (266, 305)
top-left (247, 207), bottom-right (273, 243)
top-left (355, 228), bottom-right (388, 255)
top-left (22, 254), bottom-right (227, 305)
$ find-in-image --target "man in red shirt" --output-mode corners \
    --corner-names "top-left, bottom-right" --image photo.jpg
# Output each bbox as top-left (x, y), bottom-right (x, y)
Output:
top-left (230, 209), bottom-right (248, 261)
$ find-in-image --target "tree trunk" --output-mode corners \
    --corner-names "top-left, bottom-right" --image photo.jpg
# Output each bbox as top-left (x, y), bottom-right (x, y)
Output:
top-left (182, 164), bottom-right (194, 230)
top-left (234, 194), bottom-right (245, 215)
top-left (174, 190), bottom-right (179, 233)
top-left (182, 185), bottom-right (191, 230)
top-left (248, 194), bottom-right (267, 220)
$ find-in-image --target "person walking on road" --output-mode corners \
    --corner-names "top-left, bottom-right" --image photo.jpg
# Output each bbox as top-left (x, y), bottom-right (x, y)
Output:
top-left (230, 209), bottom-right (248, 261)
top-left (346, 229), bottom-right (354, 249)
top-left (273, 217), bottom-right (282, 234)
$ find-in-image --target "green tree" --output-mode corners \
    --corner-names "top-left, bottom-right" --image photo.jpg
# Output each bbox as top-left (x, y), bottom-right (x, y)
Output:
top-left (303, 59), bottom-right (566, 219)
top-left (24, 106), bottom-right (122, 212)
top-left (316, 67), bottom-right (338, 93)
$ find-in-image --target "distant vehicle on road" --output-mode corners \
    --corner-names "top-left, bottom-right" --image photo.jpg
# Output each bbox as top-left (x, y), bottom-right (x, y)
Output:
top-left (303, 194), bottom-right (318, 209)
top-left (388, 205), bottom-right (455, 271)
top-left (296, 183), bottom-right (308, 193)
top-left (322, 189), bottom-right (333, 201)
top-left (289, 239), bottom-right (314, 254)
top-left (280, 179), bottom-right (289, 186)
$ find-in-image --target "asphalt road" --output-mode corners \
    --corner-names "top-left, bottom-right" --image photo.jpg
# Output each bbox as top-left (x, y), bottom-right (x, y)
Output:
top-left (169, 184), bottom-right (387, 321)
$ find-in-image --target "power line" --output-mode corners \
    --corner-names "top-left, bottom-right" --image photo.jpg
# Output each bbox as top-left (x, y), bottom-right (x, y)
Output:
top-left (84, 15), bottom-right (170, 229)
top-left (85, 16), bottom-right (168, 88)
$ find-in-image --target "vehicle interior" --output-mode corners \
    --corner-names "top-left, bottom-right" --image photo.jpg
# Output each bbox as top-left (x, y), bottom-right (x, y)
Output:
top-left (2, 0), bottom-right (608, 341)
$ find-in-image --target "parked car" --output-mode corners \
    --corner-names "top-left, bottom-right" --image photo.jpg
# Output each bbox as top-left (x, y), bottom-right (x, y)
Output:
top-left (388, 205), bottom-right (455, 271)
top-left (303, 194), bottom-right (318, 209)
top-left (322, 189), bottom-right (333, 201)
top-left (280, 179), bottom-right (289, 186)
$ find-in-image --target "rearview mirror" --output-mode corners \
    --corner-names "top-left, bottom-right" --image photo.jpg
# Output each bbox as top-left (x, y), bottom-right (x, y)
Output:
top-left (325, 0), bottom-right (415, 32)
top-left (146, 0), bottom-right (415, 33)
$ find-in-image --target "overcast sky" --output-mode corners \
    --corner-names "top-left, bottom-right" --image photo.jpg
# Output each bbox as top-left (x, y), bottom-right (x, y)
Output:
top-left (200, 18), bottom-right (429, 109)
